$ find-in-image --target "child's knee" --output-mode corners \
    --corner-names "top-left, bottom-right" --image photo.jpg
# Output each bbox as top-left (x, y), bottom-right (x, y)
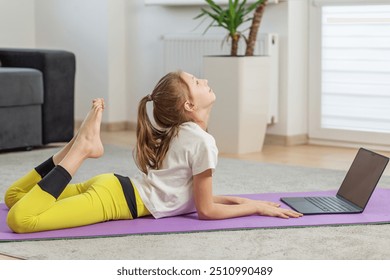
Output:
top-left (6, 205), bottom-right (35, 233)
top-left (4, 188), bottom-right (18, 209)
top-left (3, 170), bottom-right (42, 208)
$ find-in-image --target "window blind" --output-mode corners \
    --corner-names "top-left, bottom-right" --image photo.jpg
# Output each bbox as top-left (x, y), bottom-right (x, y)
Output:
top-left (321, 5), bottom-right (390, 133)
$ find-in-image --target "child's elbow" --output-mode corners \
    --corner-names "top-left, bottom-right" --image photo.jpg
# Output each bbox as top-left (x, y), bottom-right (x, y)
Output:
top-left (196, 208), bottom-right (214, 220)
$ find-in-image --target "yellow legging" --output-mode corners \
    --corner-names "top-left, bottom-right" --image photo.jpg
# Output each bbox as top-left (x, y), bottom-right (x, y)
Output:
top-left (5, 170), bottom-right (150, 233)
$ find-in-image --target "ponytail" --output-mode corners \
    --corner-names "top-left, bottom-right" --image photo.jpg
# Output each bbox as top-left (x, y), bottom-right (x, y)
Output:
top-left (135, 71), bottom-right (191, 174)
top-left (135, 96), bottom-right (158, 174)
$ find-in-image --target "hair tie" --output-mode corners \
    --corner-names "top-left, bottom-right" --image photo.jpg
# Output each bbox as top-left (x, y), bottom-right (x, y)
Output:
top-left (147, 94), bottom-right (153, 102)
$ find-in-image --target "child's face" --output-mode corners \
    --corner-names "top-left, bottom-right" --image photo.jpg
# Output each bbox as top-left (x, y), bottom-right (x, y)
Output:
top-left (181, 72), bottom-right (216, 110)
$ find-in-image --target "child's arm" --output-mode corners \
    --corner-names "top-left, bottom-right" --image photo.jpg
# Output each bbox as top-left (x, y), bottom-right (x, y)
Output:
top-left (193, 169), bottom-right (303, 220)
top-left (213, 195), bottom-right (280, 208)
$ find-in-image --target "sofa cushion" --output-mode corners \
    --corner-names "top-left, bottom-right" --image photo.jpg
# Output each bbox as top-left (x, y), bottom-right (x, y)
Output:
top-left (0, 105), bottom-right (42, 150)
top-left (0, 68), bottom-right (43, 107)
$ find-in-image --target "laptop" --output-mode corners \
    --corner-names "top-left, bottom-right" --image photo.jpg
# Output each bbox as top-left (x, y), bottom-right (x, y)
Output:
top-left (280, 148), bottom-right (389, 215)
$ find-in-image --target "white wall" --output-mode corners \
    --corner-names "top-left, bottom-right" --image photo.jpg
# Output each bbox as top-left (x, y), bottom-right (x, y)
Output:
top-left (35, 0), bottom-right (129, 124)
top-left (283, 0), bottom-right (309, 137)
top-left (1, 0), bottom-right (129, 124)
top-left (125, 1), bottom-right (213, 122)
top-left (128, 0), bottom-right (306, 135)
top-left (260, 2), bottom-right (289, 136)
top-left (0, 0), bottom-right (35, 47)
top-left (127, 1), bottom-right (309, 139)
top-left (1, 0), bottom-right (309, 140)
top-left (35, 0), bottom-right (110, 122)
top-left (286, 0), bottom-right (308, 137)
top-left (107, 0), bottom-right (128, 123)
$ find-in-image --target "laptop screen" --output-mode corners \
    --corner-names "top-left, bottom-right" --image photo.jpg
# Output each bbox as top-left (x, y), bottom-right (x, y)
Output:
top-left (337, 148), bottom-right (389, 209)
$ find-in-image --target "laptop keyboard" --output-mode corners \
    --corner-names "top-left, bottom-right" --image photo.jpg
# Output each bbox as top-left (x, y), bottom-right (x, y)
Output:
top-left (305, 196), bottom-right (356, 212)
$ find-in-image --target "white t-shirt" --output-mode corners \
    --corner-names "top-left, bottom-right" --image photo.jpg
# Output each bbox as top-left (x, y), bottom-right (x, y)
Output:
top-left (132, 122), bottom-right (218, 219)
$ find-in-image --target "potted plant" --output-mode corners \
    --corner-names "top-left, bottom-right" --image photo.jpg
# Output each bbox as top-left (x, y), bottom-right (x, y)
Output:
top-left (195, 0), bottom-right (268, 56)
top-left (195, 0), bottom-right (272, 154)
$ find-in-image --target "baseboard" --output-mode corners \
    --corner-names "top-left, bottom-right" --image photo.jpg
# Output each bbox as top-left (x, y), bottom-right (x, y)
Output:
top-left (265, 134), bottom-right (308, 146)
top-left (309, 138), bottom-right (390, 152)
top-left (74, 121), bottom-right (308, 147)
top-left (74, 121), bottom-right (136, 132)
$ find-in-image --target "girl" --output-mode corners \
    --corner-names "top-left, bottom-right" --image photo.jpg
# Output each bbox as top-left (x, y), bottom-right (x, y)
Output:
top-left (4, 71), bottom-right (302, 233)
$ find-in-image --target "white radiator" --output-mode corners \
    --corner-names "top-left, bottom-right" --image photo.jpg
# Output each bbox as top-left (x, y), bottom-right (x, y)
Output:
top-left (162, 33), bottom-right (279, 124)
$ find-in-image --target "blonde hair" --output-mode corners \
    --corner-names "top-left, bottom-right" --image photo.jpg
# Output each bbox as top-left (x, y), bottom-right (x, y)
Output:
top-left (135, 71), bottom-right (192, 174)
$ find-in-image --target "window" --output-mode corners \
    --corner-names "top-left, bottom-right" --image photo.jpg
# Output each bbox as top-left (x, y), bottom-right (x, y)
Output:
top-left (309, 2), bottom-right (390, 149)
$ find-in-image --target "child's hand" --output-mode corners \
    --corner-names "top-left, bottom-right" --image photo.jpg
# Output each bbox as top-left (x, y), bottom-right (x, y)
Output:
top-left (255, 200), bottom-right (281, 208)
top-left (255, 202), bottom-right (303, 219)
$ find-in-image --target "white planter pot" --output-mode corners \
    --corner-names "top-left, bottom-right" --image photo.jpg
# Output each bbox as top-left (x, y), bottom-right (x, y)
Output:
top-left (203, 56), bottom-right (271, 154)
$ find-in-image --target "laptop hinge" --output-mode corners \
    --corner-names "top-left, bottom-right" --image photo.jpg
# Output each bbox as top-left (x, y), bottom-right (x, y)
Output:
top-left (336, 195), bottom-right (363, 211)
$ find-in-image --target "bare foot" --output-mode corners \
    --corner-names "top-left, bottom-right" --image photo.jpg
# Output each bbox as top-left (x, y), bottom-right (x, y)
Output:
top-left (72, 98), bottom-right (105, 159)
top-left (56, 99), bottom-right (105, 176)
top-left (53, 99), bottom-right (105, 165)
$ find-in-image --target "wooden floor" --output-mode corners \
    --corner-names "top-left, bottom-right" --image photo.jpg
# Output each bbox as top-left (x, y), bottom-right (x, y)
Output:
top-left (100, 130), bottom-right (390, 175)
top-left (1, 130), bottom-right (389, 260)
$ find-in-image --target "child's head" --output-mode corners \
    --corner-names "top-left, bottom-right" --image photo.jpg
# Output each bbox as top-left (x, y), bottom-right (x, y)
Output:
top-left (148, 71), bottom-right (193, 129)
top-left (135, 70), bottom-right (194, 173)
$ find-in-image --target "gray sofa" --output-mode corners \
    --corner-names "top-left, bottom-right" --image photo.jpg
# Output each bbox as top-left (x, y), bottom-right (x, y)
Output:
top-left (0, 48), bottom-right (75, 151)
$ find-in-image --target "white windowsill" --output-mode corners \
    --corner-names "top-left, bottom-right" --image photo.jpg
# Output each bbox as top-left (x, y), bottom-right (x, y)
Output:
top-left (145, 0), bottom-right (280, 6)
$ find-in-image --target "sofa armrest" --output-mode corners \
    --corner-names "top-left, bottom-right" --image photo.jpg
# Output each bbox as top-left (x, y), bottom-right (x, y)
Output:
top-left (0, 48), bottom-right (76, 144)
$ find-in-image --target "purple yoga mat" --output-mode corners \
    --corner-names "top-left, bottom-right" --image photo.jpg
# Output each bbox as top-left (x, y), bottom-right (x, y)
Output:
top-left (1, 188), bottom-right (390, 241)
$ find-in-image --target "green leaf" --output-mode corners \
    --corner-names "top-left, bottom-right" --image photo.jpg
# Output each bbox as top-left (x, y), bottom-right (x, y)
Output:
top-left (194, 0), bottom-right (267, 55)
